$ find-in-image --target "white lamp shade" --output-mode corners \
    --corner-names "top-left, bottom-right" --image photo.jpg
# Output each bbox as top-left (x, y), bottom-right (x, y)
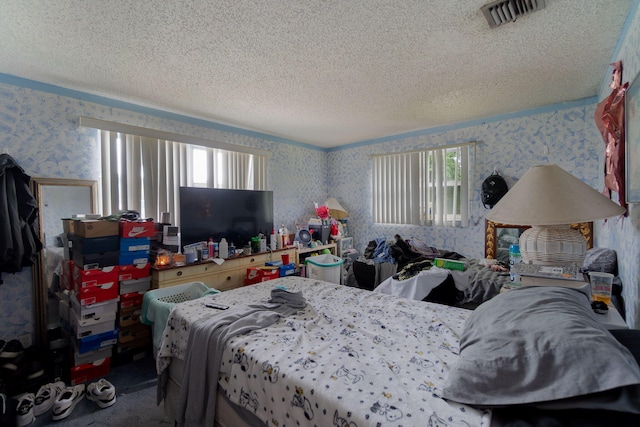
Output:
top-left (486, 164), bottom-right (625, 225)
top-left (324, 197), bottom-right (348, 219)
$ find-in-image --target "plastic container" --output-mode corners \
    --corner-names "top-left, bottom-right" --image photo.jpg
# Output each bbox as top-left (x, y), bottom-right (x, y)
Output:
top-left (219, 238), bottom-right (229, 259)
top-left (305, 254), bottom-right (344, 284)
top-left (141, 281), bottom-right (220, 353)
top-left (509, 244), bottom-right (522, 286)
top-left (589, 271), bottom-right (613, 305)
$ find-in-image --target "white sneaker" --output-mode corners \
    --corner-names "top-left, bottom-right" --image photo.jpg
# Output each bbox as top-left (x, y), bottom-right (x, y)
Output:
top-left (15, 393), bottom-right (35, 427)
top-left (33, 381), bottom-right (66, 416)
top-left (51, 384), bottom-right (85, 421)
top-left (86, 378), bottom-right (116, 409)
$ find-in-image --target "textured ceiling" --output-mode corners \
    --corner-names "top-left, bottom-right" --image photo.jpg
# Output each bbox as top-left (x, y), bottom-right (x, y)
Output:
top-left (0, 0), bottom-right (633, 148)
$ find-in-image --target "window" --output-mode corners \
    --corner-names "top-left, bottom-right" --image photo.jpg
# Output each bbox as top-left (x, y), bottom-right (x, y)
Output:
top-left (372, 143), bottom-right (474, 227)
top-left (96, 126), bottom-right (268, 227)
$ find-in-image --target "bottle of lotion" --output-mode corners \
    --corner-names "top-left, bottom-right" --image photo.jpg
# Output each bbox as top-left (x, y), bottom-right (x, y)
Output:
top-left (270, 229), bottom-right (277, 251)
top-left (208, 238), bottom-right (214, 259)
top-left (219, 238), bottom-right (229, 259)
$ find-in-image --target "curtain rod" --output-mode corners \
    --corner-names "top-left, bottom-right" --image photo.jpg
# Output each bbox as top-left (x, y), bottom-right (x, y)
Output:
top-left (369, 141), bottom-right (476, 158)
top-left (79, 116), bottom-right (272, 158)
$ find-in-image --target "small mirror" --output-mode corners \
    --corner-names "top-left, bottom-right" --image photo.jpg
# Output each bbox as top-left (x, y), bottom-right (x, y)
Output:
top-left (30, 178), bottom-right (98, 349)
top-left (485, 220), bottom-right (593, 263)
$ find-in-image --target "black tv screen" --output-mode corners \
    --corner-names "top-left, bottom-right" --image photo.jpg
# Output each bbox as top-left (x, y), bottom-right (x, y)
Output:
top-left (179, 187), bottom-right (274, 248)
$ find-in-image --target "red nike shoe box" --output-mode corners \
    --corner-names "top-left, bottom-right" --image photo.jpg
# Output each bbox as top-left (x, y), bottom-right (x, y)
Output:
top-left (118, 263), bottom-right (150, 281)
top-left (76, 280), bottom-right (118, 306)
top-left (119, 220), bottom-right (155, 238)
top-left (74, 265), bottom-right (119, 290)
top-left (70, 357), bottom-right (111, 385)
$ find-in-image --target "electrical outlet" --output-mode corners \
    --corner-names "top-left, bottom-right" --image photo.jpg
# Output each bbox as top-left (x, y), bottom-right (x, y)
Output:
top-left (19, 334), bottom-right (32, 348)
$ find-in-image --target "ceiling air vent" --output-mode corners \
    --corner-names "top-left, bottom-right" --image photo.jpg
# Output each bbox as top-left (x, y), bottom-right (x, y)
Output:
top-left (481, 0), bottom-right (546, 28)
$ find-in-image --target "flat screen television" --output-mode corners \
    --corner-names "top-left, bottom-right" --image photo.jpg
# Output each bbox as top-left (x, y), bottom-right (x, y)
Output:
top-left (179, 187), bottom-right (274, 248)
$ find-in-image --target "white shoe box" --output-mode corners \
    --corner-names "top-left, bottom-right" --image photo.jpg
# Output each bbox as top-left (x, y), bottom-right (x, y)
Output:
top-left (71, 308), bottom-right (116, 339)
top-left (71, 293), bottom-right (119, 322)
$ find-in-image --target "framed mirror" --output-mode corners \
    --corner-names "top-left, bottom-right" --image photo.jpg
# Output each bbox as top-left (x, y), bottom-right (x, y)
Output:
top-left (485, 220), bottom-right (593, 263)
top-left (30, 178), bottom-right (98, 349)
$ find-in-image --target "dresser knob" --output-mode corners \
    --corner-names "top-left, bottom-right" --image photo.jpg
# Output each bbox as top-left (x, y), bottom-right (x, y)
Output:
top-left (177, 271), bottom-right (183, 276)
top-left (226, 276), bottom-right (231, 281)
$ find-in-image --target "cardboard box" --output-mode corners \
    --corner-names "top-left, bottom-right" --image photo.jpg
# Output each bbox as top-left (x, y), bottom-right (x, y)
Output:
top-left (74, 265), bottom-right (119, 290)
top-left (70, 235), bottom-right (119, 254)
top-left (116, 335), bottom-right (151, 354)
top-left (76, 280), bottom-right (119, 306)
top-left (73, 250), bottom-right (119, 270)
top-left (60, 260), bottom-right (74, 291)
top-left (119, 220), bottom-right (155, 238)
top-left (245, 266), bottom-right (280, 285)
top-left (118, 305), bottom-right (142, 327)
top-left (118, 263), bottom-right (150, 281)
top-left (71, 294), bottom-right (119, 322)
top-left (118, 323), bottom-right (150, 344)
top-left (73, 344), bottom-right (112, 367)
top-left (433, 258), bottom-right (467, 271)
top-left (75, 330), bottom-right (118, 354)
top-left (118, 251), bottom-right (149, 266)
top-left (120, 291), bottom-right (145, 308)
top-left (120, 237), bottom-right (151, 252)
top-left (70, 357), bottom-right (111, 385)
top-left (62, 218), bottom-right (75, 234)
top-left (71, 309), bottom-right (116, 339)
top-left (120, 276), bottom-right (151, 295)
top-left (73, 220), bottom-right (119, 238)
top-left (279, 262), bottom-right (296, 277)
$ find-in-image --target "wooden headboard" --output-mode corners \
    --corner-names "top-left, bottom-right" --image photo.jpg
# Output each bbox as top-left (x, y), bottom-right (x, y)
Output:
top-left (485, 220), bottom-right (593, 260)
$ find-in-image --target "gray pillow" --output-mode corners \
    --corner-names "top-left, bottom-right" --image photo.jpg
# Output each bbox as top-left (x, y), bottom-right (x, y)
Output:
top-left (442, 286), bottom-right (640, 407)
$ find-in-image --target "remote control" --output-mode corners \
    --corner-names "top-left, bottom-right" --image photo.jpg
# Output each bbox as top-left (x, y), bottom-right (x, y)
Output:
top-left (205, 302), bottom-right (229, 310)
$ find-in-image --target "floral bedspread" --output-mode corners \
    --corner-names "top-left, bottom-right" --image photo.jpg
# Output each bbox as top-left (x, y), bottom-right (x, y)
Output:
top-left (156, 276), bottom-right (491, 427)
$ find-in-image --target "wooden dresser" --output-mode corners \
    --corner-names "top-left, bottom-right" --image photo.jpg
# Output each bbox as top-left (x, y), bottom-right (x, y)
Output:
top-left (151, 247), bottom-right (297, 291)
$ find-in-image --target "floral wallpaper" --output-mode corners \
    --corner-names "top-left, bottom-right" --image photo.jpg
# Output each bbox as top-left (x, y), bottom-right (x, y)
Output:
top-left (1, 3), bottom-right (639, 342)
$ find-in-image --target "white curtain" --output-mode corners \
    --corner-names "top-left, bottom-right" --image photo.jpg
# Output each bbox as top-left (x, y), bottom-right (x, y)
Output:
top-left (99, 131), bottom-right (267, 226)
top-left (372, 143), bottom-right (474, 227)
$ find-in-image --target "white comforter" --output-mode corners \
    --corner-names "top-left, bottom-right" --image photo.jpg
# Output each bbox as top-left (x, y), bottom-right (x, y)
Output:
top-left (157, 276), bottom-right (491, 427)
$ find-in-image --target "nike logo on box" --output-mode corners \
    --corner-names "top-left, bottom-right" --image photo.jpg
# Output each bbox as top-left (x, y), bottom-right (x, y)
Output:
top-left (127, 227), bottom-right (148, 237)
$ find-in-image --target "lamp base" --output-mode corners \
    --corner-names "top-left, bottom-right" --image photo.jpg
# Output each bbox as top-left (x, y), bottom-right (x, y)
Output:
top-left (519, 225), bottom-right (586, 266)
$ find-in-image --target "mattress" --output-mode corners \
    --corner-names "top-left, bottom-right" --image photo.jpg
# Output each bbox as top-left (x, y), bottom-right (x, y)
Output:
top-left (156, 276), bottom-right (491, 427)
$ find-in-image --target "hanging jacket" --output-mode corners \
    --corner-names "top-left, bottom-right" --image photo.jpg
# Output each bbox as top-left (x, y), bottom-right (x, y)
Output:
top-left (0, 154), bottom-right (43, 284)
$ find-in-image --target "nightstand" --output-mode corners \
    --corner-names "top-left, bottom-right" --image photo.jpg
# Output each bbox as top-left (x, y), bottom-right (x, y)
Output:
top-left (595, 304), bottom-right (628, 329)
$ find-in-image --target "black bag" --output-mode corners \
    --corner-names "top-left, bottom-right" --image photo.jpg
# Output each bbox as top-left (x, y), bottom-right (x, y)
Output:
top-left (481, 172), bottom-right (508, 208)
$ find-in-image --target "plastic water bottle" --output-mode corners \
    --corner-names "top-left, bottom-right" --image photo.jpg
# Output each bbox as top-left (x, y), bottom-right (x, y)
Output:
top-left (509, 244), bottom-right (522, 286)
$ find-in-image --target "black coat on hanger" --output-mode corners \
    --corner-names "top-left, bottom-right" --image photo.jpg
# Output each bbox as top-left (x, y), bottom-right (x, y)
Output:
top-left (0, 154), bottom-right (43, 284)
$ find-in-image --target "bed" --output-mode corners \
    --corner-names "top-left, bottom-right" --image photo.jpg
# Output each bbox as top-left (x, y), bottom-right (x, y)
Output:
top-left (155, 276), bottom-right (640, 427)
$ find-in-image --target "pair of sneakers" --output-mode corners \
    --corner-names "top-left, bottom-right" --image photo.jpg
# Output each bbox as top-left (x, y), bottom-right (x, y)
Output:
top-left (51, 379), bottom-right (117, 420)
top-left (25, 378), bottom-right (116, 422)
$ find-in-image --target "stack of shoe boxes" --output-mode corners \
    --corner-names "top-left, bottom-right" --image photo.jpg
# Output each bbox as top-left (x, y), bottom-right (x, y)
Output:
top-left (115, 220), bottom-right (154, 361)
top-left (69, 219), bottom-right (120, 385)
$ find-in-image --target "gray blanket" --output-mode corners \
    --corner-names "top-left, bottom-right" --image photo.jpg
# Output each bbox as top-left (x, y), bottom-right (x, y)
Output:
top-left (175, 289), bottom-right (305, 427)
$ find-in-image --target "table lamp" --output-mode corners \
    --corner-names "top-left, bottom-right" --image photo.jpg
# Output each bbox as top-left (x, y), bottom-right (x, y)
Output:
top-left (324, 197), bottom-right (349, 220)
top-left (485, 164), bottom-right (625, 266)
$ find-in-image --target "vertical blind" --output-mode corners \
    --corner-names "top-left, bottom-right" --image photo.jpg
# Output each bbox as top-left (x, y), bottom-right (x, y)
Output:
top-left (99, 131), bottom-right (268, 226)
top-left (372, 143), bottom-right (474, 227)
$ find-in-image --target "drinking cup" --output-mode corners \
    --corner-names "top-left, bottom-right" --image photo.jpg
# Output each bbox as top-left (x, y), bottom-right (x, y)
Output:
top-left (589, 271), bottom-right (613, 305)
